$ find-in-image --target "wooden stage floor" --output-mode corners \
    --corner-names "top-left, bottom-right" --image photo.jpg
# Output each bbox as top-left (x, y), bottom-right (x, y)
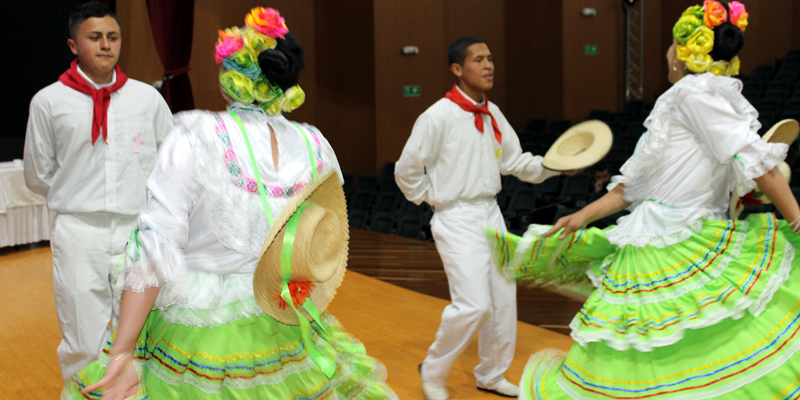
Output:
top-left (1, 230), bottom-right (574, 399)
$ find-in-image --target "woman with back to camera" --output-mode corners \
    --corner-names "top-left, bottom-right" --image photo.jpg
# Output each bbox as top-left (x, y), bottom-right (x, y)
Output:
top-left (62, 7), bottom-right (398, 400)
top-left (490, 2), bottom-right (800, 399)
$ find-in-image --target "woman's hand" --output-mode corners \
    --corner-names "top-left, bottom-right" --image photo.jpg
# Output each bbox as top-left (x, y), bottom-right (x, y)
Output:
top-left (545, 211), bottom-right (587, 239)
top-left (80, 352), bottom-right (139, 400)
top-left (79, 287), bottom-right (160, 399)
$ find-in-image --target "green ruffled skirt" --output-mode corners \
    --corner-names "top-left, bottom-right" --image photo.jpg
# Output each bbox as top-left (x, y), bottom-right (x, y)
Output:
top-left (489, 213), bottom-right (800, 399)
top-left (62, 306), bottom-right (397, 399)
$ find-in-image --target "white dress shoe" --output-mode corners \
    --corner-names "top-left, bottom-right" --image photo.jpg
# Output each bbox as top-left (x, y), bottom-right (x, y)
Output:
top-left (419, 363), bottom-right (449, 400)
top-left (477, 378), bottom-right (520, 398)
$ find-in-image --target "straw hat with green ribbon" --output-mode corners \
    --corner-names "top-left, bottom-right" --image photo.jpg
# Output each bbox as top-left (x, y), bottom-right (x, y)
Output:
top-left (253, 171), bottom-right (348, 377)
top-left (254, 170), bottom-right (348, 323)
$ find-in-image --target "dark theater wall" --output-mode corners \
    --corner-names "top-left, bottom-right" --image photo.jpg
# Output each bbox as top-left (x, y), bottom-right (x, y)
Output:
top-left (373, 0), bottom-right (506, 174)
top-left (562, 0), bottom-right (626, 123)
top-left (314, 0), bottom-right (376, 176)
top-left (504, 0), bottom-right (565, 129)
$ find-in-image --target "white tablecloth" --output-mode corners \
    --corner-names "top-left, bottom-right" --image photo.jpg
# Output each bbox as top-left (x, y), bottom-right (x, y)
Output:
top-left (0, 160), bottom-right (54, 247)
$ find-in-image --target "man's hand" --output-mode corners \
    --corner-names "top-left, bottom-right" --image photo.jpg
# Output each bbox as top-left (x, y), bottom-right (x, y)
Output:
top-left (595, 180), bottom-right (605, 192)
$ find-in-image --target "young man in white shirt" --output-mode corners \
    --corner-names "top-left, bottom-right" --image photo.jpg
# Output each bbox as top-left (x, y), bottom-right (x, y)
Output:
top-left (395, 37), bottom-right (569, 400)
top-left (23, 2), bottom-right (172, 382)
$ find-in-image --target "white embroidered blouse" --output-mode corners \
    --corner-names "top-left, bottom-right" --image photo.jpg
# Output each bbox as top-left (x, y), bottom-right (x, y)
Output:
top-left (118, 103), bottom-right (342, 327)
top-left (607, 73), bottom-right (787, 248)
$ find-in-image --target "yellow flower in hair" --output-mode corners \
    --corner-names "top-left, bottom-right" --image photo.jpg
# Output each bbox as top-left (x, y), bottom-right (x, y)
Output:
top-left (252, 75), bottom-right (282, 103)
top-left (673, 14), bottom-right (702, 44)
top-left (280, 86), bottom-right (306, 113)
top-left (686, 52), bottom-right (713, 73)
top-left (243, 27), bottom-right (276, 54)
top-left (727, 56), bottom-right (741, 76)
top-left (682, 5), bottom-right (705, 20)
top-left (686, 26), bottom-right (714, 56)
top-left (676, 44), bottom-right (693, 61)
top-left (709, 60), bottom-right (730, 76)
top-left (260, 99), bottom-right (282, 115)
top-left (220, 70), bottom-right (255, 105)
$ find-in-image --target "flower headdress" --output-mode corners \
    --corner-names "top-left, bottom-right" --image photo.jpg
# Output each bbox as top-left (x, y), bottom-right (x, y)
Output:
top-left (215, 7), bottom-right (305, 115)
top-left (673, 1), bottom-right (748, 76)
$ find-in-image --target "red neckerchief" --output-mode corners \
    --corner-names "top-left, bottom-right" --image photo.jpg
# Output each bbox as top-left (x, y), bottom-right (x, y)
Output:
top-left (58, 59), bottom-right (129, 145)
top-left (444, 84), bottom-right (502, 144)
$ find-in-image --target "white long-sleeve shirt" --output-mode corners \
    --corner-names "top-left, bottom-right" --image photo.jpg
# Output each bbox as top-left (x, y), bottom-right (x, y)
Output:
top-left (23, 73), bottom-right (173, 215)
top-left (395, 86), bottom-right (559, 208)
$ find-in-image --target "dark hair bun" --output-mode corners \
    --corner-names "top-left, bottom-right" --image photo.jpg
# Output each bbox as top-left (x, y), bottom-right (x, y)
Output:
top-left (709, 21), bottom-right (744, 62)
top-left (257, 33), bottom-right (305, 91)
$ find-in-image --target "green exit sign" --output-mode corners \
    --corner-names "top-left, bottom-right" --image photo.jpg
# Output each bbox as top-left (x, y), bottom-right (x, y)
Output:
top-left (584, 44), bottom-right (599, 55)
top-left (403, 85), bottom-right (421, 97)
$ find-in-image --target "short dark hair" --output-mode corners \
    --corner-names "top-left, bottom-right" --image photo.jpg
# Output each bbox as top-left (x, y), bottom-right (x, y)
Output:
top-left (69, 2), bottom-right (119, 39)
top-left (448, 36), bottom-right (483, 66)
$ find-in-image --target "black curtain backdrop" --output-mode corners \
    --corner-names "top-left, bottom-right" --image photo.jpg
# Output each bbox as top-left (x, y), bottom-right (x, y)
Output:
top-left (0, 0), bottom-right (82, 160)
top-left (146, 0), bottom-right (195, 112)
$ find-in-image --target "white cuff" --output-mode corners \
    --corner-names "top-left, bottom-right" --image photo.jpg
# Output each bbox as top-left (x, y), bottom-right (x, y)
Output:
top-left (117, 225), bottom-right (188, 309)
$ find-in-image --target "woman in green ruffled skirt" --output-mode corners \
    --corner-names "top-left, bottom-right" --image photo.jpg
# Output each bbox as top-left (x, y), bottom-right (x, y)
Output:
top-left (490, 2), bottom-right (800, 399)
top-left (62, 7), bottom-right (397, 400)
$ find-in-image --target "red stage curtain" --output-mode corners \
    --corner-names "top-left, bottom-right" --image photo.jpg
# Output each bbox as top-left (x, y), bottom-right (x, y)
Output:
top-left (146, 0), bottom-right (195, 112)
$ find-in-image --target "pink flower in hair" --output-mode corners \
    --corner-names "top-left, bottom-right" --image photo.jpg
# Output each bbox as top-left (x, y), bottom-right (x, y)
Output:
top-left (703, 1), bottom-right (728, 28)
top-left (215, 27), bottom-right (244, 63)
top-left (729, 1), bottom-right (749, 32)
top-left (245, 7), bottom-right (289, 39)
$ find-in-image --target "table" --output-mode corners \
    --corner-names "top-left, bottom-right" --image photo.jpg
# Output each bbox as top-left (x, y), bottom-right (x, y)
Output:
top-left (0, 160), bottom-right (53, 247)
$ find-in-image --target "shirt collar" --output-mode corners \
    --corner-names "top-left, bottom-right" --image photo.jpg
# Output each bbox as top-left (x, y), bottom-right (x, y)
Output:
top-left (77, 64), bottom-right (117, 90)
top-left (456, 84), bottom-right (486, 107)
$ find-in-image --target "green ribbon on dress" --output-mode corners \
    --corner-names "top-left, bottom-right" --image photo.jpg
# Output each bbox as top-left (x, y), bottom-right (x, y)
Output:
top-left (128, 228), bottom-right (142, 261)
top-left (279, 202), bottom-right (335, 378)
top-left (227, 110), bottom-right (334, 378)
top-left (291, 121), bottom-right (318, 183)
top-left (229, 110), bottom-right (274, 226)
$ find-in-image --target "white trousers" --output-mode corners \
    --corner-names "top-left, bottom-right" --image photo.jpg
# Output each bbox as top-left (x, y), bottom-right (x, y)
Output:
top-left (422, 199), bottom-right (517, 388)
top-left (51, 212), bottom-right (137, 382)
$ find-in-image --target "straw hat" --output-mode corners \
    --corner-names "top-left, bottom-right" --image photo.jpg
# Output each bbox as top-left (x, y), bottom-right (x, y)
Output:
top-left (729, 119), bottom-right (798, 219)
top-left (762, 119), bottom-right (800, 145)
top-left (542, 120), bottom-right (613, 171)
top-left (254, 171), bottom-right (348, 325)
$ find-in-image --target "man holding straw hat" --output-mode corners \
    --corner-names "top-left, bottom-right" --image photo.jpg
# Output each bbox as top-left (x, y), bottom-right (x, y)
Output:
top-left (395, 36), bottom-right (576, 400)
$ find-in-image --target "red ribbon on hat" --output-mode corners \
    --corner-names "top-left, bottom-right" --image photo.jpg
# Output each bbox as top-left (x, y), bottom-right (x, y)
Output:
top-left (58, 59), bottom-right (129, 145)
top-left (444, 84), bottom-right (502, 144)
